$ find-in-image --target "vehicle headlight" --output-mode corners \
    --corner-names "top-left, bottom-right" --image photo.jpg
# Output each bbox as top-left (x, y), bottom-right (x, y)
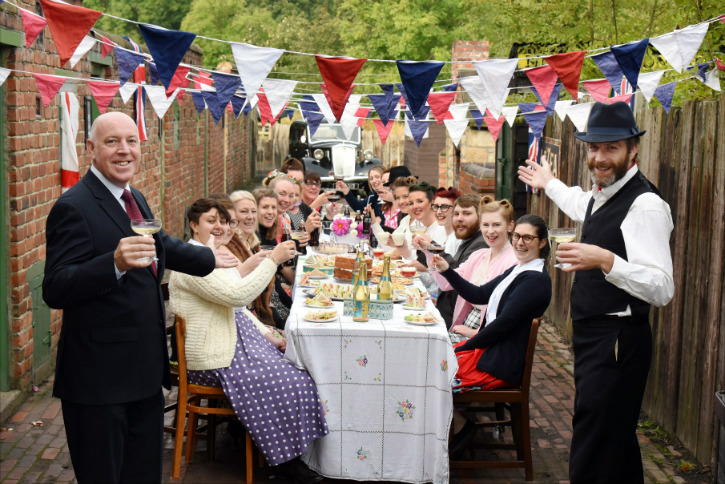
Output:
top-left (363, 149), bottom-right (374, 160)
top-left (313, 149), bottom-right (324, 160)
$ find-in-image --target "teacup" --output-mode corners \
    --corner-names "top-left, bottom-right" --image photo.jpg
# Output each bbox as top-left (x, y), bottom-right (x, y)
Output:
top-left (392, 232), bottom-right (406, 246)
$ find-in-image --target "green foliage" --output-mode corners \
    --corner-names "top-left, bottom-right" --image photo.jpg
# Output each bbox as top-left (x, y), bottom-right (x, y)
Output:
top-left (85, 0), bottom-right (192, 40)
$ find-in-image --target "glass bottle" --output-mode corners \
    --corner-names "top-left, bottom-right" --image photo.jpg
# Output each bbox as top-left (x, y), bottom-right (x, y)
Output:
top-left (378, 255), bottom-right (393, 302)
top-left (352, 258), bottom-right (370, 322)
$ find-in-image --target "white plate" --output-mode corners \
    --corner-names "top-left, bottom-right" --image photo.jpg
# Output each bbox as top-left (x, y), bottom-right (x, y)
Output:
top-left (303, 303), bottom-right (335, 309)
top-left (303, 315), bottom-right (338, 323)
top-left (405, 319), bottom-right (438, 326)
top-left (306, 275), bottom-right (328, 280)
top-left (403, 304), bottom-right (427, 310)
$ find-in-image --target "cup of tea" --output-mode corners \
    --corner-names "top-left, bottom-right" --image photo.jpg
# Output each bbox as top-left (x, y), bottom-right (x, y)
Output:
top-left (392, 232), bottom-right (406, 246)
top-left (376, 232), bottom-right (390, 246)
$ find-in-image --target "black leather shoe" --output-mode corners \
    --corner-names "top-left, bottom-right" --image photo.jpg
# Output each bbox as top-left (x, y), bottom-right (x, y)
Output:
top-left (449, 419), bottom-right (477, 460)
top-left (273, 457), bottom-right (323, 484)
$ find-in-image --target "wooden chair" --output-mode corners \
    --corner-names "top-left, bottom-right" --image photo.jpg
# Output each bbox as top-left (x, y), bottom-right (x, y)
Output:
top-left (172, 315), bottom-right (255, 484)
top-left (450, 318), bottom-right (540, 481)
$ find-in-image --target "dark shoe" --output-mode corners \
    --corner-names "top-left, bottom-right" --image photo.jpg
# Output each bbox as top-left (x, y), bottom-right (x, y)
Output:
top-left (273, 457), bottom-right (323, 484)
top-left (449, 419), bottom-right (477, 460)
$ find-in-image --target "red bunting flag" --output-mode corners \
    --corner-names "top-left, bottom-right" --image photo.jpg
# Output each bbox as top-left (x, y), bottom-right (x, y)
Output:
top-left (257, 92), bottom-right (286, 126)
top-left (87, 80), bottom-right (120, 114)
top-left (582, 79), bottom-right (613, 103)
top-left (19, 10), bottom-right (47, 49)
top-left (166, 65), bottom-right (191, 97)
top-left (524, 65), bottom-right (559, 106)
top-left (606, 93), bottom-right (633, 104)
top-left (38, 0), bottom-right (102, 67)
top-left (545, 51), bottom-right (586, 100)
top-left (315, 55), bottom-right (367, 121)
top-left (373, 119), bottom-right (395, 145)
top-left (483, 109), bottom-right (506, 143)
top-left (355, 107), bottom-right (370, 127)
top-left (33, 73), bottom-right (66, 107)
top-left (101, 36), bottom-right (114, 58)
top-left (715, 58), bottom-right (725, 71)
top-left (427, 92), bottom-right (456, 124)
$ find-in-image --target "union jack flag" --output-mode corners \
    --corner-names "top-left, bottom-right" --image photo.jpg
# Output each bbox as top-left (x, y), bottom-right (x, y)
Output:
top-left (124, 36), bottom-right (147, 141)
top-left (620, 78), bottom-right (636, 109)
top-left (526, 130), bottom-right (541, 194)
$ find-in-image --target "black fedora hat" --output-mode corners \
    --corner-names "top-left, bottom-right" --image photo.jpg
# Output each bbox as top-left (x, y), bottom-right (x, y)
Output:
top-left (383, 165), bottom-right (413, 187)
top-left (574, 101), bottom-right (646, 143)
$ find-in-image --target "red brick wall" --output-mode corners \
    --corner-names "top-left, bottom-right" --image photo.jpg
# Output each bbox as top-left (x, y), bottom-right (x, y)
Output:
top-left (2, 2), bottom-right (251, 392)
top-left (460, 165), bottom-right (495, 196)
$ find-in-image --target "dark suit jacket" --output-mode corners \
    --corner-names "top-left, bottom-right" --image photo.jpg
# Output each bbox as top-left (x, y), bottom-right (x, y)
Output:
top-left (442, 264), bottom-right (551, 384)
top-left (43, 170), bottom-right (215, 405)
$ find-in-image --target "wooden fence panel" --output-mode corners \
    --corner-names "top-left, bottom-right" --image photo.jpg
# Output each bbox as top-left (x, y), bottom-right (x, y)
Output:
top-left (531, 92), bottom-right (725, 467)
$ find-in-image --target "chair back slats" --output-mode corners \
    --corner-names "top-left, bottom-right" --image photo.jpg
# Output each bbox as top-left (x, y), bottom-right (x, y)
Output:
top-left (519, 318), bottom-right (540, 397)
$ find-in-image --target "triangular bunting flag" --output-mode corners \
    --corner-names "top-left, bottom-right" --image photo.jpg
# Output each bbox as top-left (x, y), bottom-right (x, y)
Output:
top-left (101, 36), bottom-right (114, 58)
top-left (115, 47), bottom-right (145, 86)
top-left (69, 36), bottom-right (96, 68)
top-left (582, 79), bottom-right (613, 103)
top-left (137, 24), bottom-right (196, 90)
top-left (201, 90), bottom-right (223, 124)
top-left (469, 108), bottom-right (483, 129)
top-left (472, 58), bottom-right (518, 116)
top-left (407, 119), bottom-right (430, 147)
top-left (554, 100), bottom-right (575, 122)
top-left (531, 83), bottom-right (563, 116)
top-left (315, 55), bottom-right (367, 121)
top-left (525, 65), bottom-right (559, 106)
top-left (0, 67), bottom-right (10, 86)
top-left (86, 80), bottom-right (119, 114)
top-left (483, 109), bottom-right (506, 142)
top-left (369, 94), bottom-right (392, 124)
top-left (302, 110), bottom-right (325, 137)
top-left (649, 23), bottom-right (709, 73)
top-left (606, 93), bottom-right (633, 104)
top-left (501, 105), bottom-right (518, 127)
top-left (518, 102), bottom-right (544, 114)
top-left (404, 105), bottom-right (430, 122)
top-left (299, 95), bottom-right (319, 114)
top-left (373, 118), bottom-right (396, 145)
top-left (610, 38), bottom-right (650, 90)
top-left (566, 102), bottom-right (594, 132)
top-left (521, 110), bottom-right (548, 140)
top-left (396, 60), bottom-right (444, 115)
top-left (38, 0), bottom-right (101, 66)
top-left (637, 70), bottom-right (666, 102)
top-left (257, 92), bottom-right (274, 126)
top-left (211, 71), bottom-right (241, 112)
top-left (191, 91), bottom-right (206, 115)
top-left (312, 93), bottom-right (336, 124)
top-left (20, 10), bottom-right (47, 48)
top-left (592, 51), bottom-right (625, 94)
top-left (119, 82), bottom-right (138, 104)
top-left (33, 73), bottom-right (66, 107)
top-left (230, 95), bottom-right (246, 118)
top-left (427, 91), bottom-right (456, 124)
top-left (262, 78), bottom-right (298, 121)
top-left (145, 85), bottom-right (179, 119)
top-left (544, 51), bottom-right (586, 100)
top-left (355, 107), bottom-right (371, 119)
top-left (460, 76), bottom-right (494, 116)
top-left (716, 58), bottom-right (725, 71)
top-left (443, 119), bottom-right (469, 147)
top-left (447, 103), bottom-right (469, 121)
top-left (698, 67), bottom-right (722, 92)
top-left (442, 82), bottom-right (459, 92)
top-left (653, 81), bottom-right (677, 113)
top-left (231, 42), bottom-right (284, 98)
top-left (148, 62), bottom-right (161, 86)
top-left (165, 65), bottom-right (191, 97)
top-left (339, 95), bottom-right (361, 140)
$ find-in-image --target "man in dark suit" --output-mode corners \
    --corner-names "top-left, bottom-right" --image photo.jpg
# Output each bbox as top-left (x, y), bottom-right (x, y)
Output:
top-left (518, 102), bottom-right (674, 483)
top-left (43, 112), bottom-right (238, 483)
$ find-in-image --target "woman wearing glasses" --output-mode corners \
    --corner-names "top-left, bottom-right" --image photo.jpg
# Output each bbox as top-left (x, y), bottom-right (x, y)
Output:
top-left (432, 214), bottom-right (552, 457)
top-left (431, 187), bottom-right (462, 256)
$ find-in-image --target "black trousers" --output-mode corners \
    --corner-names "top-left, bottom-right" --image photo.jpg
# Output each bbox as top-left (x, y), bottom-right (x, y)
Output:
top-left (569, 316), bottom-right (652, 484)
top-left (62, 390), bottom-right (165, 484)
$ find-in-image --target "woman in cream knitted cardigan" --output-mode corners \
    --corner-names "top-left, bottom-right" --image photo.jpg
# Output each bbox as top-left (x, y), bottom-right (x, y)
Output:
top-left (169, 199), bottom-right (328, 484)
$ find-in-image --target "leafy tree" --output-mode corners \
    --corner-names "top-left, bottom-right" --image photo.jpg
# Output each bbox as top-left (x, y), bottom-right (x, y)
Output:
top-left (85, 0), bottom-right (192, 41)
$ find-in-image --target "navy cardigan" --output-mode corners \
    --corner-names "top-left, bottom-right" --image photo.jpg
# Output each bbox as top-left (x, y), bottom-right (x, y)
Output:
top-left (440, 263), bottom-right (551, 385)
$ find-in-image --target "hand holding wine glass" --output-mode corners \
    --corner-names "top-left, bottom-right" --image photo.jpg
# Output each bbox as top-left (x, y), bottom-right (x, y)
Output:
top-left (431, 254), bottom-right (449, 272)
top-left (549, 227), bottom-right (578, 269)
top-left (130, 218), bottom-right (161, 262)
top-left (425, 242), bottom-right (445, 271)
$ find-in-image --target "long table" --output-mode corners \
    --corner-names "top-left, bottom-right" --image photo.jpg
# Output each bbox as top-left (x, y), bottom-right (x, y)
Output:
top-left (284, 256), bottom-right (458, 484)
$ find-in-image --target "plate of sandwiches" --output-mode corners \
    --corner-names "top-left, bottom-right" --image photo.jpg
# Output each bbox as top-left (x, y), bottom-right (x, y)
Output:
top-left (304, 292), bottom-right (334, 308)
top-left (303, 309), bottom-right (338, 323)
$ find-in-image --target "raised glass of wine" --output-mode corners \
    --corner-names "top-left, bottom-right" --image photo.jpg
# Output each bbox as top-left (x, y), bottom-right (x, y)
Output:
top-left (548, 227), bottom-right (578, 269)
top-left (130, 218), bottom-right (162, 262)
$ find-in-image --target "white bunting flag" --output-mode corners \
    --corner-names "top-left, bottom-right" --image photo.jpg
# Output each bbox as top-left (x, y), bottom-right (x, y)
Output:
top-left (443, 119), bottom-right (469, 147)
top-left (340, 94), bottom-right (362, 140)
top-left (637, 70), bottom-right (666, 102)
top-left (698, 67), bottom-right (722, 92)
top-left (554, 100), bottom-right (575, 122)
top-left (472, 58), bottom-right (518, 116)
top-left (69, 36), bottom-right (96, 68)
top-left (231, 42), bottom-right (284, 99)
top-left (447, 102), bottom-right (470, 121)
top-left (119, 82), bottom-right (138, 104)
top-left (460, 76), bottom-right (494, 116)
top-left (145, 85), bottom-right (178, 119)
top-left (566, 102), bottom-right (594, 132)
top-left (649, 23), bottom-right (709, 73)
top-left (501, 105), bottom-right (519, 127)
top-left (312, 93), bottom-right (337, 124)
top-left (262, 78), bottom-right (298, 121)
top-left (0, 67), bottom-right (11, 86)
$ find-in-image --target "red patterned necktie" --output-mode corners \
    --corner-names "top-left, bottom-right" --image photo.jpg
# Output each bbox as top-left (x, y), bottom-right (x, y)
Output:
top-left (121, 189), bottom-right (157, 276)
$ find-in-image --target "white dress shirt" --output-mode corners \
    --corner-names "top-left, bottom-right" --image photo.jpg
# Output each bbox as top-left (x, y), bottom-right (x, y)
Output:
top-left (544, 165), bottom-right (674, 314)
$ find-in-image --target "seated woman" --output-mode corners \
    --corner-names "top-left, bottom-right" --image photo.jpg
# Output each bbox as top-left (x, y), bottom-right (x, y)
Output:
top-left (229, 190), bottom-right (260, 250)
top-left (432, 214), bottom-right (552, 456)
top-left (432, 187), bottom-right (462, 256)
top-left (398, 182), bottom-right (447, 262)
top-left (169, 198), bottom-right (326, 483)
top-left (431, 197), bottom-right (518, 338)
top-left (337, 165), bottom-right (385, 220)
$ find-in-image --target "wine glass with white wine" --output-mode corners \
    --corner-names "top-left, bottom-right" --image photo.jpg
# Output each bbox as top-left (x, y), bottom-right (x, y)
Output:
top-left (130, 218), bottom-right (162, 262)
top-left (549, 227), bottom-right (578, 269)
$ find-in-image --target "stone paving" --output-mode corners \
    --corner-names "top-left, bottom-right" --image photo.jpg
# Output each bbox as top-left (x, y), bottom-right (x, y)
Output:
top-left (0, 319), bottom-right (706, 484)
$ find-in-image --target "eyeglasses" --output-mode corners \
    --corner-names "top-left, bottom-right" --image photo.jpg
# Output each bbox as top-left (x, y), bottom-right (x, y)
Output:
top-left (511, 232), bottom-right (539, 244)
top-left (305, 181), bottom-right (321, 188)
top-left (431, 204), bottom-right (454, 213)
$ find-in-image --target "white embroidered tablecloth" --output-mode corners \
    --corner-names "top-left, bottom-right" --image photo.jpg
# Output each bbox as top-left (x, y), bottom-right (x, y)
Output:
top-left (285, 261), bottom-right (458, 484)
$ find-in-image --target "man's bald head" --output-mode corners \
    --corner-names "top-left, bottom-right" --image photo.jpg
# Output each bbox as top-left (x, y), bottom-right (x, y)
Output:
top-left (88, 111), bottom-right (137, 145)
top-left (87, 111), bottom-right (141, 188)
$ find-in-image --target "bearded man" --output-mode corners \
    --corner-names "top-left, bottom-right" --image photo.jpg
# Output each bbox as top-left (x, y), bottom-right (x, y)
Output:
top-left (518, 101), bottom-right (674, 484)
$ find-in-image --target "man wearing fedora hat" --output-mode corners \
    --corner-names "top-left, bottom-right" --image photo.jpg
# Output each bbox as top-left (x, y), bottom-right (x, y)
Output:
top-left (518, 101), bottom-right (674, 483)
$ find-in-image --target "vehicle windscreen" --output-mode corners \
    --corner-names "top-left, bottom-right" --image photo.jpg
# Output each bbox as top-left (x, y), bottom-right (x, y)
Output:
top-left (310, 124), bottom-right (360, 143)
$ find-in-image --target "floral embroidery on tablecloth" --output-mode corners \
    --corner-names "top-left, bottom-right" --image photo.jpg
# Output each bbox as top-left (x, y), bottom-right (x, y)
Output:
top-left (320, 399), bottom-right (329, 415)
top-left (375, 339), bottom-right (383, 349)
top-left (344, 338), bottom-right (352, 348)
top-left (356, 354), bottom-right (368, 367)
top-left (344, 371), bottom-right (352, 381)
top-left (440, 360), bottom-right (448, 372)
top-left (373, 372), bottom-right (381, 382)
top-left (396, 399), bottom-right (416, 421)
top-left (356, 447), bottom-right (368, 461)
